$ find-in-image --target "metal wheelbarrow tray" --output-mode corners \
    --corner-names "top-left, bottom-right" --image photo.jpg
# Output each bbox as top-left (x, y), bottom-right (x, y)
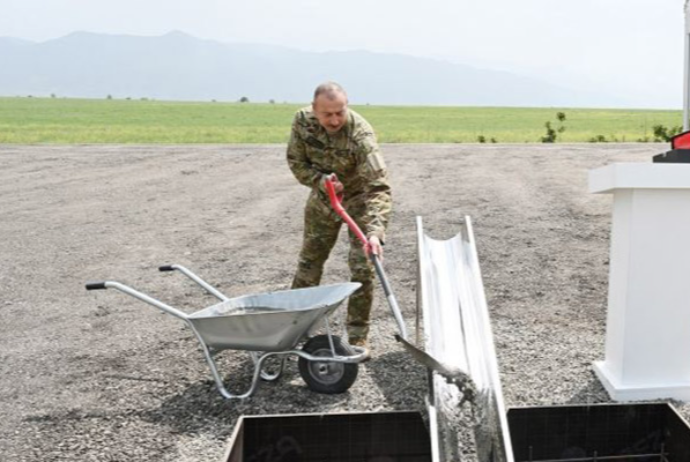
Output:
top-left (86, 265), bottom-right (367, 399)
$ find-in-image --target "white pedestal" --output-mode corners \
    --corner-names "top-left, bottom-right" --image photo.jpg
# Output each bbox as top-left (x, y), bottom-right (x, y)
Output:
top-left (590, 163), bottom-right (690, 401)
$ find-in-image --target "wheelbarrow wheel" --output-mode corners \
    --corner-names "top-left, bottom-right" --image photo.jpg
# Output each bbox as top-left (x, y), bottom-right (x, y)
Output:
top-left (298, 335), bottom-right (358, 394)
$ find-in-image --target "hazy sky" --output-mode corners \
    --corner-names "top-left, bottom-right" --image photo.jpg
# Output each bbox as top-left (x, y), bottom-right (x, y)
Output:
top-left (2, 0), bottom-right (686, 108)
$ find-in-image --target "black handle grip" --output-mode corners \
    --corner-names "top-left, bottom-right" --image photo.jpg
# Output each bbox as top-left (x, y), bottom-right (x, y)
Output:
top-left (159, 265), bottom-right (175, 272)
top-left (85, 282), bottom-right (107, 291)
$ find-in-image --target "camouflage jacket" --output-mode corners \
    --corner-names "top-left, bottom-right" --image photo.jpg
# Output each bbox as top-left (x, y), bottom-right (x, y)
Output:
top-left (287, 107), bottom-right (392, 243)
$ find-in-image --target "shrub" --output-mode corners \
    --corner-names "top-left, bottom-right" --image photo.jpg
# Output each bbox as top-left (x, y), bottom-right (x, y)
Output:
top-left (652, 124), bottom-right (682, 142)
top-left (541, 112), bottom-right (566, 143)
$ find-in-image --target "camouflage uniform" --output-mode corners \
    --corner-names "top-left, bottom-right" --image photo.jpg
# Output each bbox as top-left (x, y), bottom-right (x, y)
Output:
top-left (287, 106), bottom-right (392, 342)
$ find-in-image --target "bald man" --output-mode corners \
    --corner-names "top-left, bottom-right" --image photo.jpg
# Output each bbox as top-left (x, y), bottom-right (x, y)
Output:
top-left (287, 82), bottom-right (392, 352)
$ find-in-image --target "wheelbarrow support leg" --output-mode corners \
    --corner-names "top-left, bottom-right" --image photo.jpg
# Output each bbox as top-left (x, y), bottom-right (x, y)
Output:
top-left (189, 325), bottom-right (287, 399)
top-left (250, 352), bottom-right (286, 381)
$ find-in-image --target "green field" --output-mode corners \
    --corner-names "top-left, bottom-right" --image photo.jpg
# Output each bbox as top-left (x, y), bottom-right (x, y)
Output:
top-left (0, 96), bottom-right (683, 143)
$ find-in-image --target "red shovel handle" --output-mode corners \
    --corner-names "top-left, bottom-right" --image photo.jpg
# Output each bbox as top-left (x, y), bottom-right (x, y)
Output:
top-left (325, 176), bottom-right (408, 340)
top-left (324, 175), bottom-right (370, 252)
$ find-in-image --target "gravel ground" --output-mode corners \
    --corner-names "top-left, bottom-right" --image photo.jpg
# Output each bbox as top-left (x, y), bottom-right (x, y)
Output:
top-left (1, 143), bottom-right (687, 462)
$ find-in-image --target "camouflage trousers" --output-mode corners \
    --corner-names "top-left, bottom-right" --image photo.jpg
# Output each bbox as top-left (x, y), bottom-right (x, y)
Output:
top-left (291, 192), bottom-right (375, 342)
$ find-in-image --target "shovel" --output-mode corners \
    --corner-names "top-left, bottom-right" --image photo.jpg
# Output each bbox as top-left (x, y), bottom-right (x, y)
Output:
top-left (323, 176), bottom-right (474, 390)
top-left (324, 175), bottom-right (408, 340)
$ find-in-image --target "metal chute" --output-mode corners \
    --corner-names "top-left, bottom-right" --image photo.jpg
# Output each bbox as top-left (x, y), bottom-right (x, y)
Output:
top-left (417, 216), bottom-right (514, 462)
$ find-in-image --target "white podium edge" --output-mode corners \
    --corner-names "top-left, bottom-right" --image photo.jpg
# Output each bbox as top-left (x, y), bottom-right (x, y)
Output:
top-left (589, 163), bottom-right (690, 194)
top-left (593, 361), bottom-right (690, 401)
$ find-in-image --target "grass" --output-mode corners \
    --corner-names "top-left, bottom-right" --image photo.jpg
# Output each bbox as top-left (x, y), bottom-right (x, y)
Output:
top-left (0, 96), bottom-right (682, 143)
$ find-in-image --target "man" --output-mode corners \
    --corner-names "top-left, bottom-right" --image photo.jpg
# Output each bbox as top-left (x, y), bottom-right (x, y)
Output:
top-left (287, 82), bottom-right (392, 351)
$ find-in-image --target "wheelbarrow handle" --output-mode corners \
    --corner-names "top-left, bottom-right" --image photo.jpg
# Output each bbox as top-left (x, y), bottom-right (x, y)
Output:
top-left (324, 175), bottom-right (370, 252)
top-left (158, 264), bottom-right (229, 301)
top-left (85, 280), bottom-right (190, 320)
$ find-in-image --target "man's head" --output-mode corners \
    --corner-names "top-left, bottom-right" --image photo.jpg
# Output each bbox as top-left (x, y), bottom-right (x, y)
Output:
top-left (312, 82), bottom-right (349, 135)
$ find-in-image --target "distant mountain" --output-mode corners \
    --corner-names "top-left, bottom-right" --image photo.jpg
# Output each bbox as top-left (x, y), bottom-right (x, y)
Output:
top-left (0, 31), bottom-right (627, 107)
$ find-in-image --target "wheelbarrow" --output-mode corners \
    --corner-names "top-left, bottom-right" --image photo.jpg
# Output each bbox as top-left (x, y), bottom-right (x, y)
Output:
top-left (85, 265), bottom-right (367, 399)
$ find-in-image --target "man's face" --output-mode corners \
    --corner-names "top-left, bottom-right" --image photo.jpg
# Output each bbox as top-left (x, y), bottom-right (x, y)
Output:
top-left (312, 92), bottom-right (348, 135)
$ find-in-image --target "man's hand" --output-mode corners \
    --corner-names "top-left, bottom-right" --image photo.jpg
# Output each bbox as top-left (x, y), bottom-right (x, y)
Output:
top-left (323, 173), bottom-right (344, 195)
top-left (368, 236), bottom-right (383, 258)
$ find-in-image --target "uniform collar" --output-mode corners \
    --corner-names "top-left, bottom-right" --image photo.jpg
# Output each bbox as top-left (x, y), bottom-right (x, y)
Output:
top-left (305, 108), bottom-right (353, 146)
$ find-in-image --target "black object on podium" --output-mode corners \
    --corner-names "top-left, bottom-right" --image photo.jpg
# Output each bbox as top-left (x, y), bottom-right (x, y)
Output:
top-left (654, 130), bottom-right (690, 163)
